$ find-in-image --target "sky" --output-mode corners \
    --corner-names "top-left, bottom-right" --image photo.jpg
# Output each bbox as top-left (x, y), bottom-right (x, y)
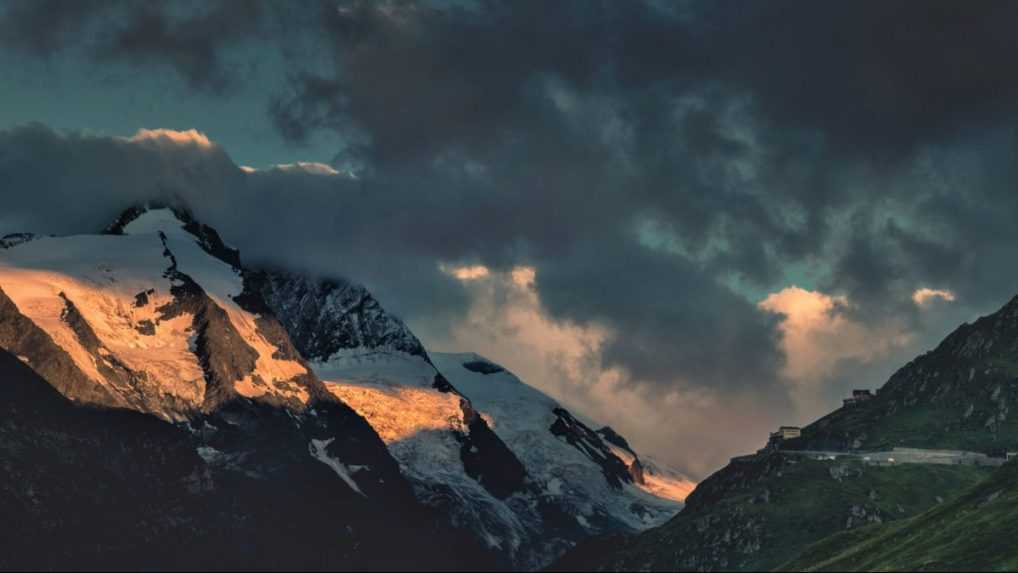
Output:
top-left (3, 0), bottom-right (1018, 479)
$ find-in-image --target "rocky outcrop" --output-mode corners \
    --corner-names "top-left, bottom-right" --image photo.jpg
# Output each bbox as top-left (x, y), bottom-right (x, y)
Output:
top-left (551, 408), bottom-right (634, 489)
top-left (242, 269), bottom-right (427, 362)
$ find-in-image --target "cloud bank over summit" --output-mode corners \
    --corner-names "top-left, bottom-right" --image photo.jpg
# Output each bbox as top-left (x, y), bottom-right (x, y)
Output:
top-left (0, 123), bottom-right (989, 477)
top-left (5, 1), bottom-right (1018, 476)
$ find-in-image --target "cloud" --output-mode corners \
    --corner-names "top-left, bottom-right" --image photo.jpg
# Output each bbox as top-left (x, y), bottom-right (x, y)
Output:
top-left (9, 1), bottom-right (1018, 474)
top-left (433, 265), bottom-right (780, 478)
top-left (127, 128), bottom-right (213, 149)
top-left (443, 264), bottom-right (491, 281)
top-left (759, 286), bottom-right (912, 413)
top-left (912, 287), bottom-right (956, 307)
top-left (269, 162), bottom-right (343, 176)
top-left (0, 0), bottom-right (268, 91)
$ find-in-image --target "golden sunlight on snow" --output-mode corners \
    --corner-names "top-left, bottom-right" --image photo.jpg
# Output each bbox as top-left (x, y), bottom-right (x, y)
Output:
top-left (0, 239), bottom-right (207, 407)
top-left (324, 382), bottom-right (466, 443)
top-left (212, 295), bottom-right (310, 403)
top-left (912, 287), bottom-right (956, 307)
top-left (642, 470), bottom-right (697, 502)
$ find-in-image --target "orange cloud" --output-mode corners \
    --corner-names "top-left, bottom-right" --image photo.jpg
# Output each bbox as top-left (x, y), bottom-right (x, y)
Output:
top-left (759, 286), bottom-right (911, 413)
top-left (126, 128), bottom-right (213, 148)
top-left (912, 287), bottom-right (956, 307)
top-left (442, 264), bottom-right (491, 280)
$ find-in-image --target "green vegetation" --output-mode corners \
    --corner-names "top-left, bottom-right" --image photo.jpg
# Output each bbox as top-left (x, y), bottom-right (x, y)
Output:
top-left (780, 460), bottom-right (1018, 571)
top-left (798, 299), bottom-right (1018, 456)
top-left (554, 452), bottom-right (990, 572)
top-left (554, 296), bottom-right (1018, 572)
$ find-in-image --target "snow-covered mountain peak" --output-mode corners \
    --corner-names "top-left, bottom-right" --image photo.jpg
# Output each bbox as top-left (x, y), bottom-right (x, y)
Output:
top-left (0, 207), bottom-right (316, 420)
top-left (0, 203), bottom-right (692, 570)
top-left (119, 206), bottom-right (190, 238)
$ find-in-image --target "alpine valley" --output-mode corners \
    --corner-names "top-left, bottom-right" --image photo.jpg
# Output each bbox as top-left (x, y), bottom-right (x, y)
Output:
top-left (0, 204), bottom-right (692, 571)
top-left (556, 288), bottom-right (1018, 571)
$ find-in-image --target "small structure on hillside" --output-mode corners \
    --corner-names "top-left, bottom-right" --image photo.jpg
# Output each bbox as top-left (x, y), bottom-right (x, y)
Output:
top-left (843, 389), bottom-right (874, 407)
top-left (767, 426), bottom-right (802, 449)
top-left (994, 449), bottom-right (1018, 461)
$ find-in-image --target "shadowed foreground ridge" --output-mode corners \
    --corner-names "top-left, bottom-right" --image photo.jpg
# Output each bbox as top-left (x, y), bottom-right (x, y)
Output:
top-left (0, 348), bottom-right (496, 571)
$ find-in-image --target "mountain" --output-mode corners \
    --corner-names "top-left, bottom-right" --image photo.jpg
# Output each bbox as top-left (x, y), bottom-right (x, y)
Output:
top-left (555, 292), bottom-right (1018, 571)
top-left (0, 204), bottom-right (685, 570)
top-left (431, 353), bottom-right (688, 566)
top-left (0, 206), bottom-right (493, 570)
top-left (0, 340), bottom-right (492, 570)
top-left (246, 272), bottom-right (688, 569)
top-left (790, 295), bottom-right (1018, 454)
top-left (780, 459), bottom-right (1018, 571)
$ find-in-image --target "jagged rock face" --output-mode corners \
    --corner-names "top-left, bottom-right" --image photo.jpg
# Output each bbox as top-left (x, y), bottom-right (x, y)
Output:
top-left (0, 349), bottom-right (496, 571)
top-left (245, 269), bottom-right (427, 362)
top-left (0, 233), bottom-right (38, 250)
top-left (550, 409), bottom-right (634, 489)
top-left (249, 271), bottom-right (687, 569)
top-left (432, 353), bottom-right (688, 569)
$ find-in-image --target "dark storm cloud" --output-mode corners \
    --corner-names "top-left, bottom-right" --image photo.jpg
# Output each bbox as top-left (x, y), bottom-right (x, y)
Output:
top-left (0, 0), bottom-right (265, 91)
top-left (8, 0), bottom-right (1018, 441)
top-left (0, 123), bottom-right (474, 324)
top-left (534, 233), bottom-right (784, 392)
top-left (704, 0), bottom-right (1018, 157)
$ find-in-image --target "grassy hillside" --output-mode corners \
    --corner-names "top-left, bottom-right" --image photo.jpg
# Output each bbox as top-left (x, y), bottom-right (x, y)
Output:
top-left (780, 460), bottom-right (1018, 571)
top-left (553, 295), bottom-right (1018, 572)
top-left (792, 297), bottom-right (1018, 455)
top-left (553, 452), bottom-right (990, 572)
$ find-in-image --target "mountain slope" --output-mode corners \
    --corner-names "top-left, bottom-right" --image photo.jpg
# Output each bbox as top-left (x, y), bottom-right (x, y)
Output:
top-left (554, 452), bottom-right (989, 572)
top-left (0, 347), bottom-right (494, 570)
top-left (555, 293), bottom-right (1018, 572)
top-left (434, 353), bottom-right (687, 527)
top-left (781, 459), bottom-right (1018, 571)
top-left (0, 207), bottom-right (318, 419)
top-left (247, 270), bottom-right (687, 569)
top-left (0, 203), bottom-right (683, 571)
top-left (0, 206), bottom-right (497, 570)
top-left (793, 296), bottom-right (1018, 454)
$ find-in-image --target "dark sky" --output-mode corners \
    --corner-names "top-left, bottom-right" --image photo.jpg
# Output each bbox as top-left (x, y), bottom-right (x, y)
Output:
top-left (3, 0), bottom-right (1018, 478)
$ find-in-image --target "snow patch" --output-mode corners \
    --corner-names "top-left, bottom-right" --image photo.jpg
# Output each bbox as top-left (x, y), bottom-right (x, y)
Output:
top-left (309, 438), bottom-right (366, 497)
top-left (325, 381), bottom-right (466, 443)
top-left (313, 348), bottom-right (436, 389)
top-left (196, 446), bottom-right (224, 464)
